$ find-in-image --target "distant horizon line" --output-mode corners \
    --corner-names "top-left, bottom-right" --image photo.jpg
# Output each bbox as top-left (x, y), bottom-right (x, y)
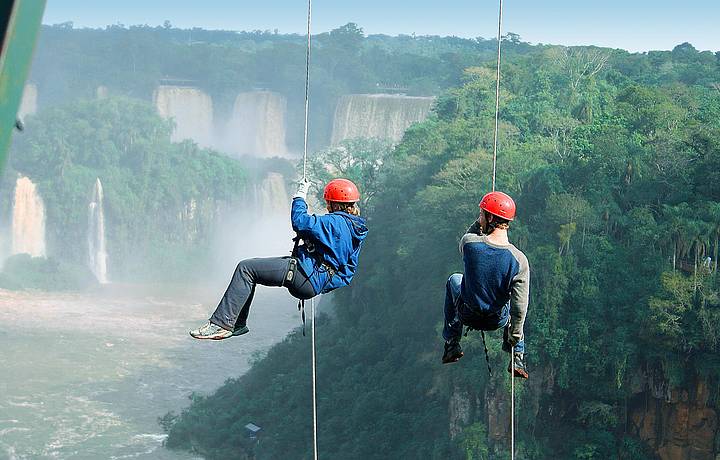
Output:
top-left (40, 21), bottom-right (720, 54)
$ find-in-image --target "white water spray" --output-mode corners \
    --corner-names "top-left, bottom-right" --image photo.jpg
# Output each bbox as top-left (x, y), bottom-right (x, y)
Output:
top-left (331, 94), bottom-right (435, 145)
top-left (154, 85), bottom-right (214, 148)
top-left (219, 91), bottom-right (288, 158)
top-left (12, 176), bottom-right (46, 257)
top-left (88, 178), bottom-right (108, 283)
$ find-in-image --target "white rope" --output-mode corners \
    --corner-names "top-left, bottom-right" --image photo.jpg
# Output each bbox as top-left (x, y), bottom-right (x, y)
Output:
top-left (510, 348), bottom-right (515, 460)
top-left (311, 298), bottom-right (318, 460)
top-left (491, 0), bottom-right (503, 192)
top-left (491, 2), bottom-right (514, 457)
top-left (301, 2), bottom-right (318, 459)
top-left (302, 0), bottom-right (312, 180)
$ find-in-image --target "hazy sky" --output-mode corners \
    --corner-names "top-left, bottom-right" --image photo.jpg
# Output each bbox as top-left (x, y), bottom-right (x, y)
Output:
top-left (43, 0), bottom-right (720, 53)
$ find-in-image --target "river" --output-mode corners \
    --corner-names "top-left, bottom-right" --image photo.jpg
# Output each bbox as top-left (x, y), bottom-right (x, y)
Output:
top-left (0, 286), bottom-right (299, 459)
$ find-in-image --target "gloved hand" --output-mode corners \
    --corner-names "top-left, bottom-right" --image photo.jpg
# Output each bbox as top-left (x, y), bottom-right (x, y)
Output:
top-left (503, 322), bottom-right (522, 352)
top-left (293, 178), bottom-right (311, 200)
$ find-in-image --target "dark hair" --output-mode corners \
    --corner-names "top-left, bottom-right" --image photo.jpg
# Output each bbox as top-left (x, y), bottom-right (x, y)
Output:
top-left (484, 211), bottom-right (510, 231)
top-left (328, 201), bottom-right (360, 216)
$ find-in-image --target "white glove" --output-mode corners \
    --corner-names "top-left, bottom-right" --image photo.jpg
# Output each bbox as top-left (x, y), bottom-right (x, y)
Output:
top-left (293, 178), bottom-right (311, 200)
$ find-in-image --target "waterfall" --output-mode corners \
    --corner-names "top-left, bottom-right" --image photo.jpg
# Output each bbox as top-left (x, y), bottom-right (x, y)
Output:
top-left (218, 91), bottom-right (288, 158)
top-left (331, 94), bottom-right (435, 145)
top-left (11, 176), bottom-right (46, 257)
top-left (154, 85), bottom-right (214, 148)
top-left (88, 178), bottom-right (108, 283)
top-left (257, 173), bottom-right (290, 217)
top-left (17, 83), bottom-right (38, 120)
top-left (96, 86), bottom-right (109, 99)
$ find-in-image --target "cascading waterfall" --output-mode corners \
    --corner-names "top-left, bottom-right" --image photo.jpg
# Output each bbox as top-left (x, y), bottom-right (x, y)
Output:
top-left (218, 91), bottom-right (288, 158)
top-left (88, 178), bottom-right (108, 283)
top-left (11, 176), bottom-right (46, 257)
top-left (154, 85), bottom-right (214, 148)
top-left (225, 172), bottom-right (292, 260)
top-left (331, 94), bottom-right (435, 145)
top-left (257, 173), bottom-right (290, 217)
top-left (17, 83), bottom-right (38, 120)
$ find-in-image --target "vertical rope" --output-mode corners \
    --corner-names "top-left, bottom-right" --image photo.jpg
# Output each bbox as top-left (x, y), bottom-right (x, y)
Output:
top-left (302, 0), bottom-right (312, 180)
top-left (311, 298), bottom-right (318, 460)
top-left (492, 3), bottom-right (513, 457)
top-left (491, 0), bottom-right (503, 192)
top-left (300, 2), bottom-right (318, 458)
top-left (510, 348), bottom-right (515, 460)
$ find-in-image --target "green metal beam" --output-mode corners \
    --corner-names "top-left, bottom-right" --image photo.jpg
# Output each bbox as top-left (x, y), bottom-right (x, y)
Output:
top-left (0, 0), bottom-right (46, 172)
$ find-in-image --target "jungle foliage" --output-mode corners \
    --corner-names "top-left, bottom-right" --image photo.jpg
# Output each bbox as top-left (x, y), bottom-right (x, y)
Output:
top-left (164, 40), bottom-right (720, 459)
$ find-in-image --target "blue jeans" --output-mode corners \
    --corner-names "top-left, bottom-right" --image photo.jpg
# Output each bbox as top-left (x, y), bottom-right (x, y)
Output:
top-left (443, 273), bottom-right (525, 353)
top-left (210, 257), bottom-right (316, 331)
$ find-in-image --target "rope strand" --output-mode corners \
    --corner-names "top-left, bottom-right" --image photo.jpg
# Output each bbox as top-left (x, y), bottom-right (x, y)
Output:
top-left (302, 0), bottom-right (312, 180)
top-left (491, 3), bottom-right (514, 458)
top-left (491, 0), bottom-right (503, 192)
top-left (510, 348), bottom-right (515, 460)
top-left (301, 2), bottom-right (318, 459)
top-left (311, 298), bottom-right (318, 460)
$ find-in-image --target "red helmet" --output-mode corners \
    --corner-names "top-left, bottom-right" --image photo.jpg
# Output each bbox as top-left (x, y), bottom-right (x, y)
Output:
top-left (324, 178), bottom-right (360, 203)
top-left (479, 191), bottom-right (516, 221)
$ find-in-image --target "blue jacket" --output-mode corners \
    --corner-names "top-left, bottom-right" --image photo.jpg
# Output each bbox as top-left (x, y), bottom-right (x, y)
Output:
top-left (290, 198), bottom-right (369, 295)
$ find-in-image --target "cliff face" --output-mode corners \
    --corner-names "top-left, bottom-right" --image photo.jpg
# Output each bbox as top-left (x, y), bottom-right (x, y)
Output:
top-left (631, 380), bottom-right (717, 460)
top-left (448, 363), bottom-right (718, 460)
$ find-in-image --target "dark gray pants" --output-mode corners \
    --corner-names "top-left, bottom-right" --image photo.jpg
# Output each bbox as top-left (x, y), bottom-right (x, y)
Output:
top-left (210, 257), bottom-right (316, 331)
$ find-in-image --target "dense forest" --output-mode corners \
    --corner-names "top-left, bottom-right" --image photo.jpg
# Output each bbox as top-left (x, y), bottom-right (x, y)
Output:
top-left (162, 37), bottom-right (720, 460)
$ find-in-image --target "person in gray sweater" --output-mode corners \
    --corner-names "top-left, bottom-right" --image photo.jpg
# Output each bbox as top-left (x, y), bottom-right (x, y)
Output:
top-left (442, 191), bottom-right (530, 378)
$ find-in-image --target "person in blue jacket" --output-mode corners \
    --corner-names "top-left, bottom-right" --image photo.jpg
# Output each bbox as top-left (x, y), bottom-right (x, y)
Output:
top-left (190, 177), bottom-right (368, 340)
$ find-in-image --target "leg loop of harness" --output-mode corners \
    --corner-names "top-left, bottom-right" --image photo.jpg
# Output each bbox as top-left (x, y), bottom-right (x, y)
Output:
top-left (480, 330), bottom-right (493, 377)
top-left (464, 326), bottom-right (493, 376)
top-left (298, 299), bottom-right (306, 336)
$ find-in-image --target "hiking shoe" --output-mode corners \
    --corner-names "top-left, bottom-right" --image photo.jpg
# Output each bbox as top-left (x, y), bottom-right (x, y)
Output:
top-left (232, 325), bottom-right (250, 337)
top-left (442, 340), bottom-right (464, 364)
top-left (190, 322), bottom-right (233, 340)
top-left (508, 352), bottom-right (529, 379)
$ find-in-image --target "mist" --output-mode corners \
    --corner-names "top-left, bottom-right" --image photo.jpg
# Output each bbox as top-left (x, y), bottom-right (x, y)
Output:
top-left (3, 4), bottom-right (719, 460)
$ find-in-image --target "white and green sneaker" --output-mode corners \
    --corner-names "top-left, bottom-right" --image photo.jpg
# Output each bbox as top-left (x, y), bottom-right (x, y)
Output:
top-left (232, 325), bottom-right (250, 337)
top-left (189, 322), bottom-right (233, 340)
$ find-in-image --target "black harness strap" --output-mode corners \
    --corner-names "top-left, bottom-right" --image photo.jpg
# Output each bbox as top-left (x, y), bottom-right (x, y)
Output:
top-left (291, 233), bottom-right (337, 337)
top-left (298, 299), bottom-right (307, 336)
top-left (465, 325), bottom-right (493, 376)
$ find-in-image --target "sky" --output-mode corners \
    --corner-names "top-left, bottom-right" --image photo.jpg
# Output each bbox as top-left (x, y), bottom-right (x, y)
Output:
top-left (43, 0), bottom-right (720, 53)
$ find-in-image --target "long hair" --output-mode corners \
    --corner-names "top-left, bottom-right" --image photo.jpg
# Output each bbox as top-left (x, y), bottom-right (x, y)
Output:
top-left (328, 201), bottom-right (360, 216)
